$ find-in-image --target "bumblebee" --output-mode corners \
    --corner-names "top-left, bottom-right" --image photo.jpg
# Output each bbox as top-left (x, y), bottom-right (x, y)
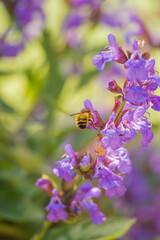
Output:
top-left (71, 109), bottom-right (94, 129)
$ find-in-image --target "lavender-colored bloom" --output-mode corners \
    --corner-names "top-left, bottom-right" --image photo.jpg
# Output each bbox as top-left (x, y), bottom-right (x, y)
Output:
top-left (70, 183), bottom-right (106, 225)
top-left (0, 0), bottom-right (45, 57)
top-left (101, 129), bottom-right (123, 150)
top-left (106, 147), bottom-right (132, 174)
top-left (94, 147), bottom-right (131, 198)
top-left (125, 86), bottom-right (148, 105)
top-left (93, 34), bottom-right (127, 72)
top-left (63, 13), bottom-right (85, 29)
top-left (0, 39), bottom-right (24, 57)
top-left (150, 96), bottom-right (160, 111)
top-left (53, 144), bottom-right (77, 182)
top-left (119, 106), bottom-right (153, 147)
top-left (105, 184), bottom-right (126, 199)
top-left (101, 111), bottom-right (131, 150)
top-left (15, 0), bottom-right (45, 27)
top-left (125, 14), bottom-right (145, 44)
top-left (46, 188), bottom-right (68, 223)
top-left (101, 112), bottom-right (121, 150)
top-left (101, 12), bottom-right (124, 27)
top-left (68, 0), bottom-right (101, 8)
top-left (125, 167), bottom-right (151, 204)
top-left (125, 57), bottom-right (148, 82)
top-left (130, 205), bottom-right (160, 240)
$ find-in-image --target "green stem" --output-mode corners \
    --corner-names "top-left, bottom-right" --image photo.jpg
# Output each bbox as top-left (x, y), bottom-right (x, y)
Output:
top-left (114, 100), bottom-right (126, 124)
top-left (31, 221), bottom-right (52, 240)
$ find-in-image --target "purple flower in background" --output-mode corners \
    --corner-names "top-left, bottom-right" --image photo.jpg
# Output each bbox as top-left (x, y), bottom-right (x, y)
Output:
top-left (70, 183), bottom-right (106, 225)
top-left (53, 144), bottom-right (78, 183)
top-left (0, 36), bottom-right (24, 57)
top-left (101, 12), bottom-right (124, 27)
top-left (125, 14), bottom-right (145, 44)
top-left (93, 34), bottom-right (127, 71)
top-left (46, 188), bottom-right (68, 223)
top-left (67, 0), bottom-right (101, 8)
top-left (15, 0), bottom-right (45, 26)
top-left (130, 205), bottom-right (160, 240)
top-left (63, 13), bottom-right (85, 29)
top-left (0, 0), bottom-right (45, 57)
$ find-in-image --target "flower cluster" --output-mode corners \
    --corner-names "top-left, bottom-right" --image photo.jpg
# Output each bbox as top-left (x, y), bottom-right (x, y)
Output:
top-left (0, 0), bottom-right (45, 57)
top-left (36, 34), bottom-right (160, 225)
top-left (62, 0), bottom-right (138, 47)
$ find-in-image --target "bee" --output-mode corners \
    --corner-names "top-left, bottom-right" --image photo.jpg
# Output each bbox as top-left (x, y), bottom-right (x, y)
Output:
top-left (71, 109), bottom-right (94, 129)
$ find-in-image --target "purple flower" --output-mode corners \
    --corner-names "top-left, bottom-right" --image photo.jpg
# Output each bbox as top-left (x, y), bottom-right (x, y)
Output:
top-left (70, 183), bottom-right (106, 225)
top-left (149, 152), bottom-right (160, 175)
top-left (105, 184), bottom-right (126, 199)
top-left (119, 106), bottom-right (153, 147)
top-left (94, 157), bottom-right (122, 190)
top-left (0, 39), bottom-right (24, 57)
top-left (125, 58), bottom-right (148, 82)
top-left (93, 34), bottom-right (127, 71)
top-left (15, 0), bottom-right (45, 27)
top-left (94, 147), bottom-right (131, 198)
top-left (46, 188), bottom-right (68, 223)
top-left (124, 86), bottom-right (148, 105)
top-left (63, 13), bottom-right (85, 29)
top-left (101, 12), bottom-right (124, 27)
top-left (101, 129), bottom-right (123, 150)
top-left (106, 147), bottom-right (132, 174)
top-left (125, 15), bottom-right (145, 44)
top-left (53, 144), bottom-right (78, 182)
top-left (0, 0), bottom-right (45, 57)
top-left (150, 96), bottom-right (160, 111)
top-left (68, 0), bottom-right (101, 8)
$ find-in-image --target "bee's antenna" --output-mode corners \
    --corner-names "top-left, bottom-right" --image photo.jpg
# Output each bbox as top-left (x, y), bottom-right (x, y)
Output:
top-left (70, 113), bottom-right (80, 116)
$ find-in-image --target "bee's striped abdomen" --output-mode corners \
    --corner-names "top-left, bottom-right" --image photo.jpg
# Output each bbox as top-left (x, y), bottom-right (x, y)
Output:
top-left (76, 114), bottom-right (88, 129)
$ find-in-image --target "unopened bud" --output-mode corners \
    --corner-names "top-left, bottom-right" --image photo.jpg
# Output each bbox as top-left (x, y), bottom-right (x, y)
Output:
top-left (142, 51), bottom-right (150, 60)
top-left (107, 80), bottom-right (122, 94)
top-left (126, 50), bottom-right (132, 59)
top-left (36, 174), bottom-right (56, 197)
top-left (114, 47), bottom-right (128, 64)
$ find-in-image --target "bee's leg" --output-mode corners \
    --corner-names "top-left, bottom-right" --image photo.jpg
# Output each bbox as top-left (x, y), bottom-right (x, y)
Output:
top-left (89, 120), bottom-right (98, 130)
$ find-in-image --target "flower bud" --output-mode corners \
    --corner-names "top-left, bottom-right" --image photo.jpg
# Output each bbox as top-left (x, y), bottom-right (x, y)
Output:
top-left (107, 80), bottom-right (122, 94)
top-left (36, 174), bottom-right (55, 197)
top-left (142, 51), bottom-right (150, 60)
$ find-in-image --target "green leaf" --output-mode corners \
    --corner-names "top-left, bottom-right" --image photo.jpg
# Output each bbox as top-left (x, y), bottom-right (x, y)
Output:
top-left (42, 217), bottom-right (136, 240)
